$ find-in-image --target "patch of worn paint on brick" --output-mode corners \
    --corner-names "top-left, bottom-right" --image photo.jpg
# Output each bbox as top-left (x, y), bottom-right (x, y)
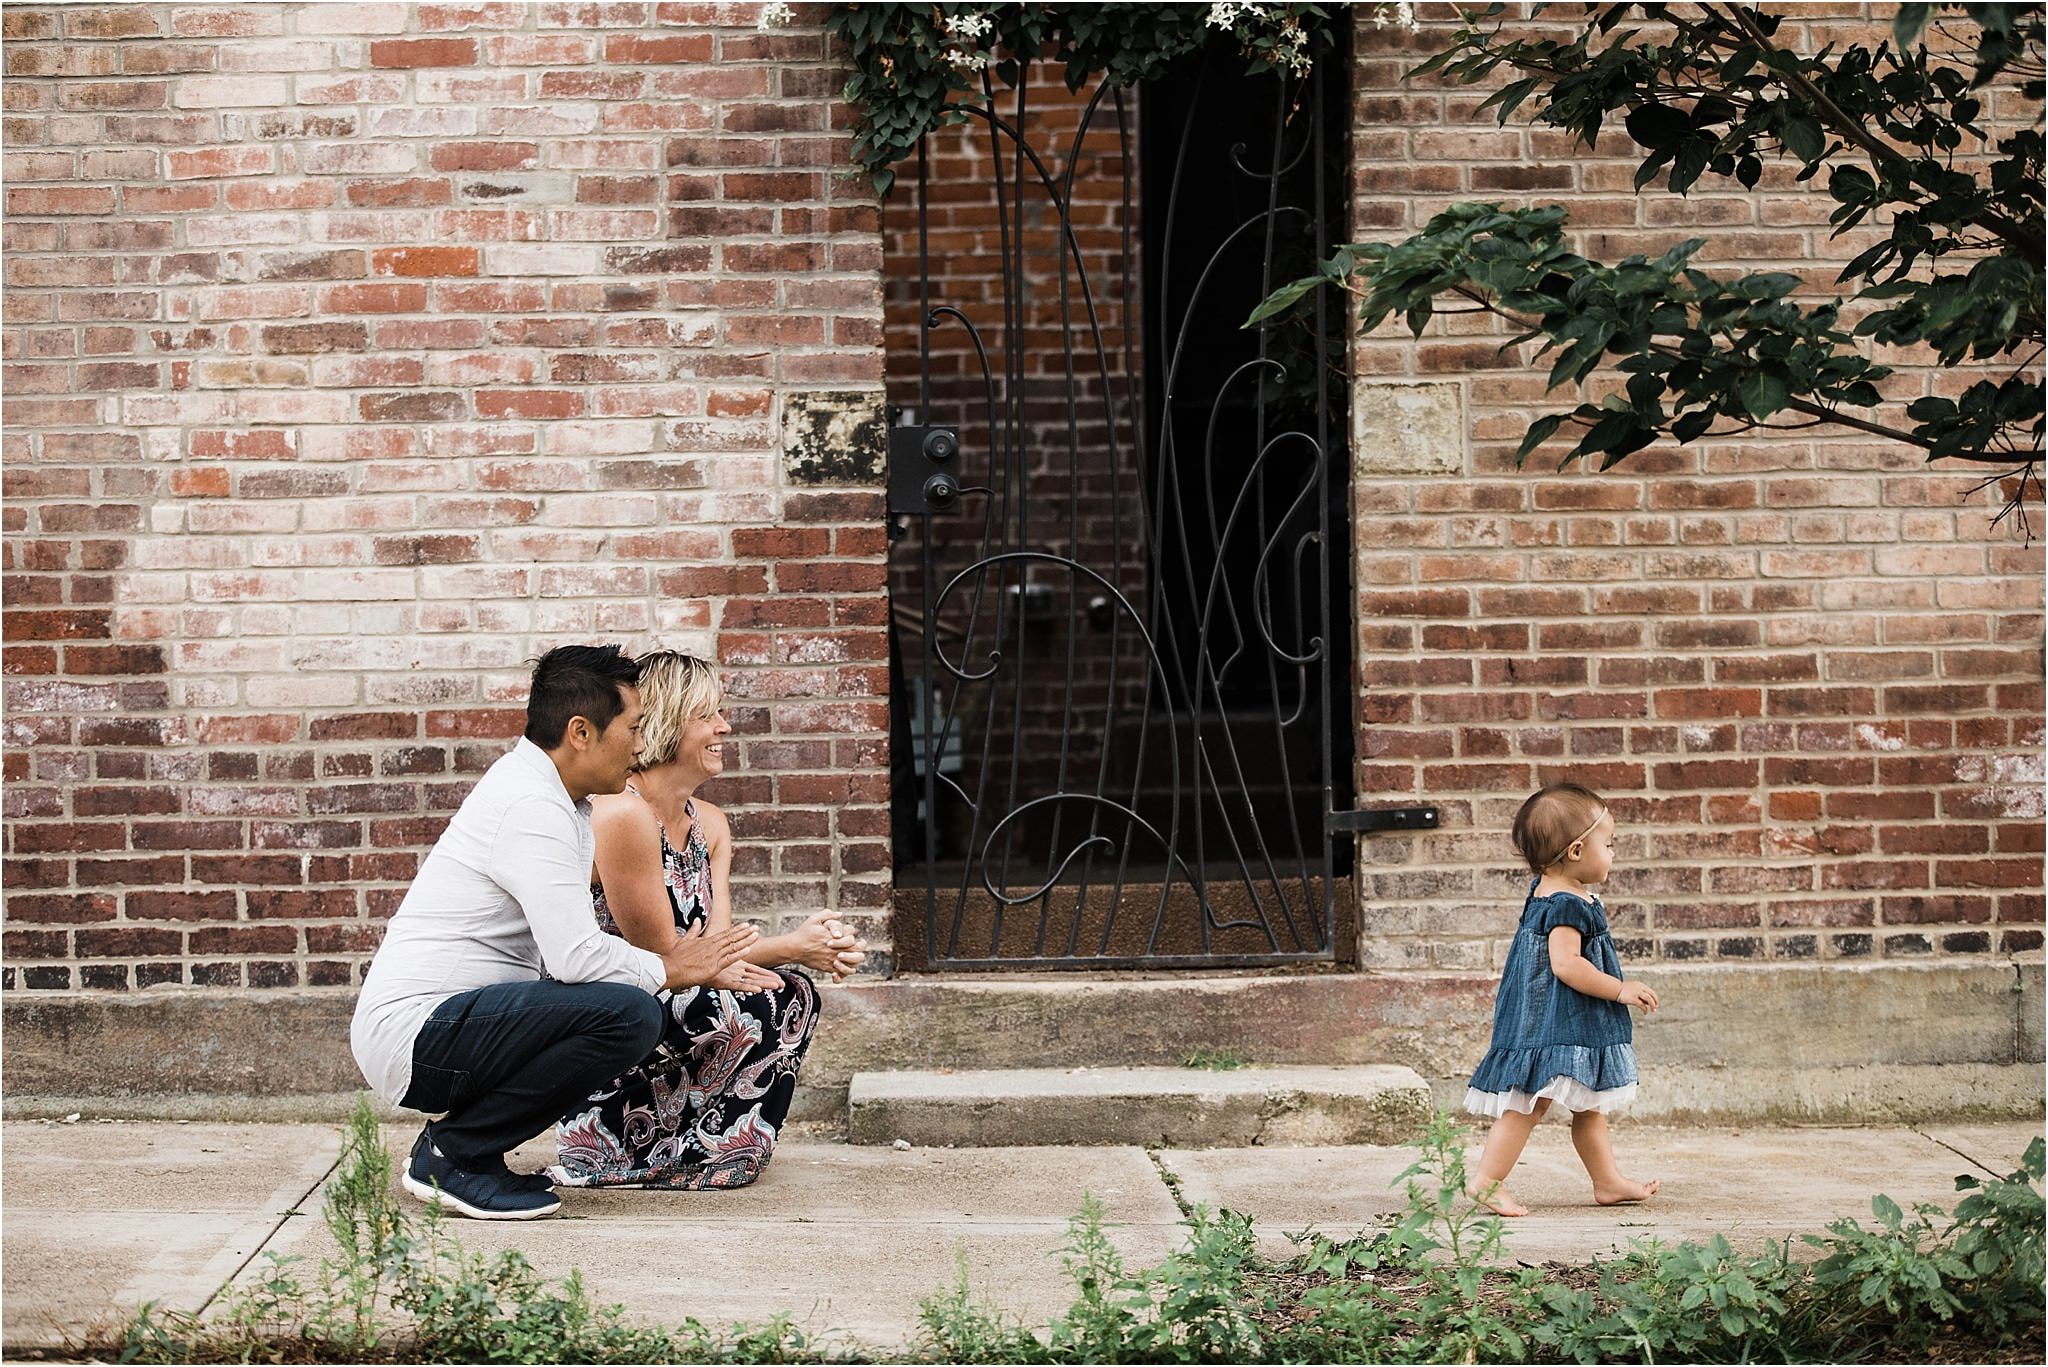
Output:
top-left (781, 390), bottom-right (885, 486)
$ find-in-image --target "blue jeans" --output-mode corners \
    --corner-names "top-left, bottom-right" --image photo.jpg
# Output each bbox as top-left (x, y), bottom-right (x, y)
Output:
top-left (400, 979), bottom-right (663, 1169)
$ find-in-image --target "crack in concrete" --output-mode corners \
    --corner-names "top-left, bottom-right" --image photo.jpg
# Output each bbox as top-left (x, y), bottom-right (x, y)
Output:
top-left (1912, 1128), bottom-right (2004, 1179)
top-left (2012, 959), bottom-right (2025, 1067)
top-left (191, 1149), bottom-right (344, 1318)
top-left (1143, 1147), bottom-right (1195, 1221)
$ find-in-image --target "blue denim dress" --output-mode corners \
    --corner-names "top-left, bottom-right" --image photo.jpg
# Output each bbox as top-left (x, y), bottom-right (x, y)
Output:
top-left (1464, 882), bottom-right (1638, 1116)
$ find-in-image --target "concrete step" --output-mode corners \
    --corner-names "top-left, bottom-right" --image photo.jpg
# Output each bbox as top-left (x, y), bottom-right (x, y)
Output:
top-left (847, 1064), bottom-right (1433, 1147)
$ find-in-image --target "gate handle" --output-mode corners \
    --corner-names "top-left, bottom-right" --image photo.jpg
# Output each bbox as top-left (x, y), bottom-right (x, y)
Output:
top-left (1327, 806), bottom-right (1439, 833)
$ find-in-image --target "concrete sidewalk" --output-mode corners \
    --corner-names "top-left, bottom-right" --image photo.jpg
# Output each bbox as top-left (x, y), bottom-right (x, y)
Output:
top-left (2, 1117), bottom-right (2039, 1356)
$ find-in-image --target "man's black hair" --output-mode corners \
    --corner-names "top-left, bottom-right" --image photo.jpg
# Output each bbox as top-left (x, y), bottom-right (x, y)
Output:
top-left (524, 644), bottom-right (641, 749)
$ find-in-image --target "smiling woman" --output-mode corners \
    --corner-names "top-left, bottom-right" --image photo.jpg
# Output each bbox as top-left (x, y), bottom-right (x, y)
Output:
top-left (549, 651), bottom-right (866, 1190)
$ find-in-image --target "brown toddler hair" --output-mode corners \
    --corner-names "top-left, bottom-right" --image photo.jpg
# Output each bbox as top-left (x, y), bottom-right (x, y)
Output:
top-left (1511, 782), bottom-right (1608, 875)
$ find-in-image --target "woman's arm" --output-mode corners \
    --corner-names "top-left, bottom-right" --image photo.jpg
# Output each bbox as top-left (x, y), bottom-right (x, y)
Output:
top-left (591, 794), bottom-right (681, 955)
top-left (699, 800), bottom-right (795, 966)
top-left (1545, 926), bottom-right (1659, 1011)
top-left (699, 800), bottom-right (860, 976)
top-left (696, 799), bottom-right (735, 935)
top-left (593, 794), bottom-right (761, 990)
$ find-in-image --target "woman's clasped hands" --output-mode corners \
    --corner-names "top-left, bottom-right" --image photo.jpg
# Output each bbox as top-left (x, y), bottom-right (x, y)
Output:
top-left (694, 910), bottom-right (866, 991)
top-left (787, 909), bottom-right (867, 983)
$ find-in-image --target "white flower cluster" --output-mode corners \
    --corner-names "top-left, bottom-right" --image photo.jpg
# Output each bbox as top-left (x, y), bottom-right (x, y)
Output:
top-left (756, 2), bottom-right (793, 31)
top-left (1275, 19), bottom-right (1311, 74)
top-left (945, 11), bottom-right (994, 40)
top-left (1207, 2), bottom-right (1270, 29)
top-left (944, 9), bottom-right (995, 72)
top-left (1370, 2), bottom-right (1420, 31)
top-left (1211, 3), bottom-right (1313, 77)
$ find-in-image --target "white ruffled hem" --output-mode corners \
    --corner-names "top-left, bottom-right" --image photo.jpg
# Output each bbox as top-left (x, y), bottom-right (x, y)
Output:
top-left (1464, 1077), bottom-right (1637, 1118)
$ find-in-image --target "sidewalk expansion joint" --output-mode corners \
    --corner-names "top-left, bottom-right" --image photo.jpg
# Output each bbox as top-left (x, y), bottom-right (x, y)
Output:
top-left (193, 1150), bottom-right (344, 1318)
top-left (1912, 1128), bottom-right (2003, 1180)
top-left (1143, 1146), bottom-right (1194, 1221)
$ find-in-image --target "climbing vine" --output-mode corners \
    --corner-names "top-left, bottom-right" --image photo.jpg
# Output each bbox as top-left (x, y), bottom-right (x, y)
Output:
top-left (815, 3), bottom-right (1367, 195)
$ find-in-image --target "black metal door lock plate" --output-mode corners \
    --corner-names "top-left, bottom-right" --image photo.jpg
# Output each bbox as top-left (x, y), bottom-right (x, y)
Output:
top-left (889, 424), bottom-right (962, 515)
top-left (1326, 806), bottom-right (1440, 834)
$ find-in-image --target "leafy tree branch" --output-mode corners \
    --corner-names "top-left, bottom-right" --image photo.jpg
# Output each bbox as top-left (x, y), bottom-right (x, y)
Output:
top-left (1255, 2), bottom-right (2044, 532)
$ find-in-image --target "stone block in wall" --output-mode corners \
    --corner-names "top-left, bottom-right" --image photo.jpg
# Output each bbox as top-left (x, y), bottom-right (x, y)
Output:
top-left (780, 389), bottom-right (887, 486)
top-left (1352, 380), bottom-right (1464, 477)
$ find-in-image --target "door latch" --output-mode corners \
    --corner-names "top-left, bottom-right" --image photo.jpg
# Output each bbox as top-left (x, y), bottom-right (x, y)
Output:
top-left (888, 424), bottom-right (963, 516)
top-left (1326, 806), bottom-right (1440, 834)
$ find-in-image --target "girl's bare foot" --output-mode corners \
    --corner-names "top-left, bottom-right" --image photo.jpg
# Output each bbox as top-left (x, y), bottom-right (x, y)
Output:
top-left (1593, 1176), bottom-right (1660, 1205)
top-left (1467, 1179), bottom-right (1530, 1217)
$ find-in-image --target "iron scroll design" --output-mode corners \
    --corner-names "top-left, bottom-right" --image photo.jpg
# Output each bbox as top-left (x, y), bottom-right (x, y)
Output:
top-left (899, 40), bottom-right (1347, 969)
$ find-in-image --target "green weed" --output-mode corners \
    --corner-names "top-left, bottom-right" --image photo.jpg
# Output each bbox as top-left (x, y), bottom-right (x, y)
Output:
top-left (915, 1247), bottom-right (1047, 1363)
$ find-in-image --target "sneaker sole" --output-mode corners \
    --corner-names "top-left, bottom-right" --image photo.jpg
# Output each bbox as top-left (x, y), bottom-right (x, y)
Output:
top-left (402, 1170), bottom-right (561, 1220)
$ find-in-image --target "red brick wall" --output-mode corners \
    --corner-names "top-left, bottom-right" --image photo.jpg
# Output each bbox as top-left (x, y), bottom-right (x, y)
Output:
top-left (1, 1), bottom-right (892, 991)
top-left (4, 2), bottom-right (2040, 996)
top-left (1345, 5), bottom-right (2045, 972)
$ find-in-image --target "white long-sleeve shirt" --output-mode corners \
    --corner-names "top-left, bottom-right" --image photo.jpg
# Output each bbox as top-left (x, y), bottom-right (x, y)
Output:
top-left (349, 738), bottom-right (665, 1106)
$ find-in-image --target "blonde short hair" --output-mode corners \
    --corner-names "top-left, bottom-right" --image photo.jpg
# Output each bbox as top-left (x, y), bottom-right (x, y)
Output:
top-left (631, 651), bottom-right (722, 771)
top-left (1511, 782), bottom-right (1607, 875)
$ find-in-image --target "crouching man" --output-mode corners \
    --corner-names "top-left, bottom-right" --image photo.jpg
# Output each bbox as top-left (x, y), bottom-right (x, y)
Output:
top-left (350, 644), bottom-right (757, 1219)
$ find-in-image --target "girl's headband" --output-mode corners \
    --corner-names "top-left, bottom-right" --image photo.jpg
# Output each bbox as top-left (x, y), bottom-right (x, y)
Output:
top-left (1543, 807), bottom-right (1608, 867)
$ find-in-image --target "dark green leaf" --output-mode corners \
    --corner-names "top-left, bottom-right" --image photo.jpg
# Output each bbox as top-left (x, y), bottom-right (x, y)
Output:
top-left (1244, 275), bottom-right (1324, 327)
top-left (1829, 165), bottom-right (1876, 204)
top-left (1690, 94), bottom-right (1739, 129)
top-left (1578, 407), bottom-right (1638, 453)
top-left (1784, 114), bottom-right (1825, 162)
top-left (1671, 138), bottom-right (1711, 193)
top-left (1739, 371), bottom-right (1790, 418)
top-left (1625, 102), bottom-right (1693, 150)
top-left (1894, 2), bottom-right (1933, 48)
top-left (1485, 77), bottom-right (1539, 124)
top-left (1512, 413), bottom-right (1568, 465)
top-left (1672, 408), bottom-right (1715, 442)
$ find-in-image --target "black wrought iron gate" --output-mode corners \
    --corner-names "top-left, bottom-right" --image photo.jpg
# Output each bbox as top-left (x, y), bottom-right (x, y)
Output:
top-left (888, 36), bottom-right (1354, 971)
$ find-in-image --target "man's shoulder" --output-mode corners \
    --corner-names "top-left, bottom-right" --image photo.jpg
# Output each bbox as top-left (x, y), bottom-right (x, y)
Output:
top-left (464, 743), bottom-right (566, 805)
top-left (443, 745), bottom-right (574, 836)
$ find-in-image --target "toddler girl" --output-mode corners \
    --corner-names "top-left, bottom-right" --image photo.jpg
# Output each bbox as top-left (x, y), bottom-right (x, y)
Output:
top-left (1464, 781), bottom-right (1661, 1216)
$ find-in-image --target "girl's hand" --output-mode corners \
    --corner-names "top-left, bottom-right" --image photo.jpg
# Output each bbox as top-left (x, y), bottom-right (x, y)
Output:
top-left (1616, 981), bottom-right (1659, 1013)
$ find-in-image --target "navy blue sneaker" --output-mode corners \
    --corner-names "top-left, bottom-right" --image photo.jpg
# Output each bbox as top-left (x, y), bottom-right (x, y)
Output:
top-left (403, 1128), bottom-right (561, 1220)
top-left (490, 1157), bottom-right (556, 1196)
top-left (407, 1127), bottom-right (553, 1195)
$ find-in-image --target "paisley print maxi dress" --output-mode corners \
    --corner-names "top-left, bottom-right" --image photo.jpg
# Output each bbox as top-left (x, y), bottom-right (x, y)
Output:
top-left (550, 796), bottom-right (818, 1189)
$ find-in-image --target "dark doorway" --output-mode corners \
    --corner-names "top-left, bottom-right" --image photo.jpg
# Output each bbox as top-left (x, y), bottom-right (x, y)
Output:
top-left (883, 28), bottom-right (1355, 970)
top-left (1135, 35), bottom-right (1357, 880)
